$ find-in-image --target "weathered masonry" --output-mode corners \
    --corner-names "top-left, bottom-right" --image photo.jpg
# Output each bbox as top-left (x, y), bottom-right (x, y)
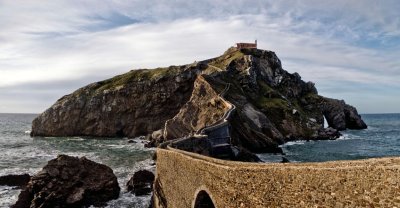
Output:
top-left (153, 67), bottom-right (400, 207)
top-left (154, 150), bottom-right (400, 208)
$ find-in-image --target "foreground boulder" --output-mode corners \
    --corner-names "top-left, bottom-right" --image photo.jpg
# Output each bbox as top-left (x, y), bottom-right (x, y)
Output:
top-left (126, 170), bottom-right (155, 196)
top-left (0, 174), bottom-right (30, 188)
top-left (13, 155), bottom-right (120, 208)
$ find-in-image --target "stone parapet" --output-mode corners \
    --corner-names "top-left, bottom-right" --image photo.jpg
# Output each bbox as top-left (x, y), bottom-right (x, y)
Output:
top-left (154, 147), bottom-right (400, 208)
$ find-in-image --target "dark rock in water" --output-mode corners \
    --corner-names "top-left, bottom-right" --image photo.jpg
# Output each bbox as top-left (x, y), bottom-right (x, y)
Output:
top-left (12, 188), bottom-right (32, 208)
top-left (0, 174), bottom-right (30, 188)
top-left (321, 98), bottom-right (367, 131)
top-left (12, 155), bottom-right (120, 208)
top-left (231, 146), bottom-right (262, 162)
top-left (281, 157), bottom-right (290, 163)
top-left (317, 127), bottom-right (342, 140)
top-left (152, 152), bottom-right (157, 161)
top-left (126, 170), bottom-right (155, 196)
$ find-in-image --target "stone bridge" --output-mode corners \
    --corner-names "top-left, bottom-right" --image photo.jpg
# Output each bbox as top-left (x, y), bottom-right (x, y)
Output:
top-left (153, 80), bottom-right (400, 207)
top-left (154, 148), bottom-right (400, 207)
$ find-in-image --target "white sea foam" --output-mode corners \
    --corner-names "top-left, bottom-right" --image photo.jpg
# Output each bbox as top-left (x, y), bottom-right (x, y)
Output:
top-left (66, 137), bottom-right (85, 141)
top-left (24, 130), bottom-right (31, 134)
top-left (105, 144), bottom-right (127, 149)
top-left (0, 186), bottom-right (21, 207)
top-left (281, 140), bottom-right (307, 146)
top-left (104, 192), bottom-right (152, 208)
top-left (338, 134), bottom-right (349, 140)
top-left (103, 157), bottom-right (154, 208)
top-left (0, 167), bottom-right (41, 176)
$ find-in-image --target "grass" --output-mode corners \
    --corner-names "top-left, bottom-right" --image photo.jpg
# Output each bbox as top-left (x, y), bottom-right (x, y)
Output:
top-left (64, 65), bottom-right (185, 99)
top-left (209, 48), bottom-right (244, 70)
top-left (256, 97), bottom-right (289, 111)
top-left (94, 66), bottom-right (182, 93)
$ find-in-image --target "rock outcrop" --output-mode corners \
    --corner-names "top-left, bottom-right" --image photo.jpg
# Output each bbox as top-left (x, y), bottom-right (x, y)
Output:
top-left (12, 155), bottom-right (120, 208)
top-left (31, 65), bottom-right (203, 137)
top-left (126, 170), bottom-right (155, 196)
top-left (31, 47), bottom-right (367, 153)
top-left (0, 174), bottom-right (30, 188)
top-left (321, 97), bottom-right (367, 130)
top-left (163, 75), bottom-right (231, 140)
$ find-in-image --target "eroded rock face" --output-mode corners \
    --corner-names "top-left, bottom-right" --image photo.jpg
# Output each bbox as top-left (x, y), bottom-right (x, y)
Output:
top-left (31, 65), bottom-right (202, 137)
top-left (321, 97), bottom-right (367, 131)
top-left (12, 155), bottom-right (120, 208)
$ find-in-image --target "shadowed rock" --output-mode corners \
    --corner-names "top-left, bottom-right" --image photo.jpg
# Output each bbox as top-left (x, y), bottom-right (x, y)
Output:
top-left (317, 127), bottom-right (342, 140)
top-left (0, 174), bottom-right (30, 188)
top-left (12, 155), bottom-right (120, 208)
top-left (126, 170), bottom-right (155, 196)
top-left (231, 146), bottom-right (262, 162)
top-left (281, 157), bottom-right (290, 163)
top-left (321, 97), bottom-right (367, 131)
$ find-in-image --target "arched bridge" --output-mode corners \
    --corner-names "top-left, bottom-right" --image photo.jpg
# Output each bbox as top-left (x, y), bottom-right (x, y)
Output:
top-left (154, 149), bottom-right (400, 207)
top-left (153, 82), bottom-right (400, 207)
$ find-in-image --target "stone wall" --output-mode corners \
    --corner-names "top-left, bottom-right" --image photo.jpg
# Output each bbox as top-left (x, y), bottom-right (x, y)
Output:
top-left (154, 147), bottom-right (400, 208)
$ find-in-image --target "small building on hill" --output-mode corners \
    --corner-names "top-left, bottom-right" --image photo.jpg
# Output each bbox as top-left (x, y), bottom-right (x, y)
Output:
top-left (236, 40), bottom-right (257, 49)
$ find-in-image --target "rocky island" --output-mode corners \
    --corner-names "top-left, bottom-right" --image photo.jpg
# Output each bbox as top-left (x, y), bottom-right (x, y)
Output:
top-left (23, 46), bottom-right (400, 208)
top-left (31, 47), bottom-right (366, 153)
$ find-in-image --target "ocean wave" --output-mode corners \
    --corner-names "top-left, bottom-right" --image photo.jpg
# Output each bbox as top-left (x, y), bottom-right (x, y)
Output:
top-left (66, 137), bottom-right (85, 141)
top-left (104, 192), bottom-right (152, 208)
top-left (106, 158), bottom-right (155, 208)
top-left (338, 134), bottom-right (350, 140)
top-left (0, 186), bottom-right (20, 208)
top-left (0, 167), bottom-right (41, 176)
top-left (280, 140), bottom-right (307, 146)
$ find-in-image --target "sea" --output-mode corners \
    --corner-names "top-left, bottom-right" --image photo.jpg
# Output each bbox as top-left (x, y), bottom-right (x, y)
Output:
top-left (1, 113), bottom-right (400, 207)
top-left (0, 113), bottom-right (154, 208)
top-left (258, 113), bottom-right (400, 163)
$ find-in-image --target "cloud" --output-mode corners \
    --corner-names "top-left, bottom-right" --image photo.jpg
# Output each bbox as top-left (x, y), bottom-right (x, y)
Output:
top-left (0, 0), bottom-right (399, 113)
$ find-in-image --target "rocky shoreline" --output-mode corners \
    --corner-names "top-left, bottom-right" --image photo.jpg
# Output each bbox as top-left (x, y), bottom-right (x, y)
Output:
top-left (1, 155), bottom-right (154, 208)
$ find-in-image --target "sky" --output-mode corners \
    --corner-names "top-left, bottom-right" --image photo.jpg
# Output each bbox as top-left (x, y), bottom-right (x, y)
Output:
top-left (1, 0), bottom-right (399, 114)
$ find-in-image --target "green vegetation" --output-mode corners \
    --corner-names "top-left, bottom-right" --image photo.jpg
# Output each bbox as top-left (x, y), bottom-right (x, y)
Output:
top-left (209, 48), bottom-right (244, 70)
top-left (256, 97), bottom-right (289, 111)
top-left (94, 66), bottom-right (182, 93)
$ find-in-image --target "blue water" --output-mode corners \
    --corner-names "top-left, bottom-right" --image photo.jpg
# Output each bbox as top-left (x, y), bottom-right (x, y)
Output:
top-left (259, 113), bottom-right (400, 162)
top-left (1, 113), bottom-right (400, 206)
top-left (0, 113), bottom-right (154, 208)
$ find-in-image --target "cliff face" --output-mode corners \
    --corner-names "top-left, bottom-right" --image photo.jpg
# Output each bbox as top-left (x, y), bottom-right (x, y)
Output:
top-left (31, 47), bottom-right (367, 152)
top-left (31, 65), bottom-right (203, 137)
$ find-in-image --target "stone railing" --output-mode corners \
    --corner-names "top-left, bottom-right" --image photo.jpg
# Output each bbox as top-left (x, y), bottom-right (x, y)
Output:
top-left (154, 147), bottom-right (400, 208)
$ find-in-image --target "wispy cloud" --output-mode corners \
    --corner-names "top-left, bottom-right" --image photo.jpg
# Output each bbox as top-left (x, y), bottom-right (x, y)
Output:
top-left (0, 0), bottom-right (399, 113)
